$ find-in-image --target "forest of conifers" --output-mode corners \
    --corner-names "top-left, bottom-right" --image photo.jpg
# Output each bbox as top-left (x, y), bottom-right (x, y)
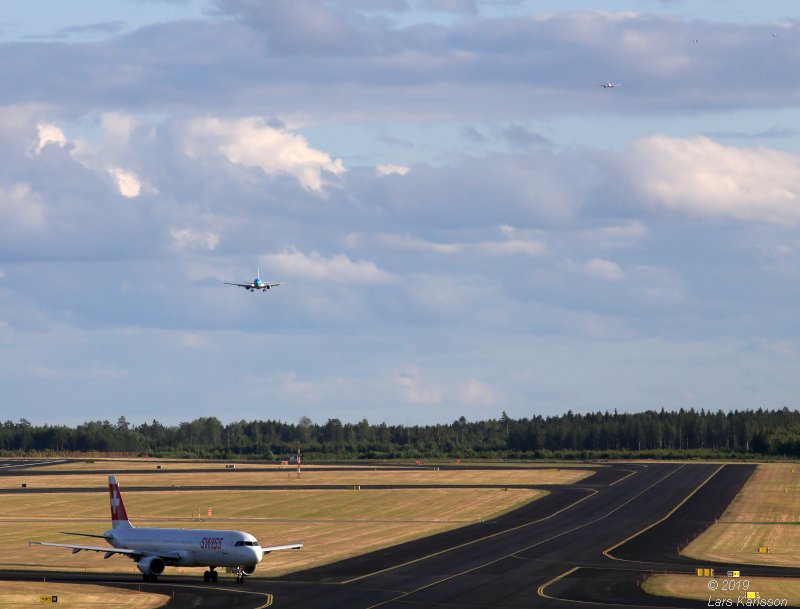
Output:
top-left (3, 407), bottom-right (800, 460)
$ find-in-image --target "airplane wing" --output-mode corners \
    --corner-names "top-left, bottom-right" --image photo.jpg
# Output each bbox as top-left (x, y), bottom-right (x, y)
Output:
top-left (223, 282), bottom-right (252, 289)
top-left (29, 540), bottom-right (140, 558)
top-left (262, 542), bottom-right (303, 554)
top-left (29, 540), bottom-right (181, 561)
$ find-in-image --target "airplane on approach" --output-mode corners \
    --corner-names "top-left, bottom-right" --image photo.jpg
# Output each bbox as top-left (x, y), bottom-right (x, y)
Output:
top-left (29, 475), bottom-right (302, 584)
top-left (601, 81), bottom-right (621, 88)
top-left (224, 268), bottom-right (280, 291)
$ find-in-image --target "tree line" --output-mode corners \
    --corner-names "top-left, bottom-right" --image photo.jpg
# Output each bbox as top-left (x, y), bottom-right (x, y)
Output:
top-left (3, 407), bottom-right (800, 460)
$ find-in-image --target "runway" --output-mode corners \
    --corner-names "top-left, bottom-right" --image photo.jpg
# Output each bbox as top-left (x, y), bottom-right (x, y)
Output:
top-left (4, 462), bottom-right (798, 608)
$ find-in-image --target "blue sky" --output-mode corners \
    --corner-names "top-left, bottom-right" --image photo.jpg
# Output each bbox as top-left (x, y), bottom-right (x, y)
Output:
top-left (2, 0), bottom-right (800, 426)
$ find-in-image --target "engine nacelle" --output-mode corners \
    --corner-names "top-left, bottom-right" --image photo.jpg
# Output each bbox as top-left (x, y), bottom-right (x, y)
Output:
top-left (137, 556), bottom-right (166, 576)
top-left (242, 564), bottom-right (257, 576)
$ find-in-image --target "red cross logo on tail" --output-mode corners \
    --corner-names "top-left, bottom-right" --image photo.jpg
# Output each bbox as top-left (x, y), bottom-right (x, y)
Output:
top-left (108, 476), bottom-right (130, 527)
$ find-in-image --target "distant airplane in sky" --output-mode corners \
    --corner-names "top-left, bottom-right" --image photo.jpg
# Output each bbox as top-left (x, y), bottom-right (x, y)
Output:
top-left (224, 268), bottom-right (280, 291)
top-left (692, 39), bottom-right (700, 44)
top-left (601, 82), bottom-right (621, 88)
top-left (30, 475), bottom-right (302, 583)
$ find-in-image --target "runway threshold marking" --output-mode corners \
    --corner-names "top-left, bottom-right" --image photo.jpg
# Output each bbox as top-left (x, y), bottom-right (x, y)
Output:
top-left (341, 488), bottom-right (599, 585)
top-left (602, 464), bottom-right (724, 562)
top-left (360, 467), bottom-right (687, 608)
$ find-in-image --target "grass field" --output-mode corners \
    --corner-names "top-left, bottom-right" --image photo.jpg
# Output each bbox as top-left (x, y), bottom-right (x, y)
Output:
top-left (683, 463), bottom-right (800, 568)
top-left (0, 582), bottom-right (168, 609)
top-left (1, 462), bottom-right (567, 577)
top-left (643, 574), bottom-right (799, 606)
top-left (2, 466), bottom-right (590, 490)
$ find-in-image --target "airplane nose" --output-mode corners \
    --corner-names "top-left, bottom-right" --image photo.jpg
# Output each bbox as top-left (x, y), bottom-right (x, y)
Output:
top-left (253, 547), bottom-right (263, 563)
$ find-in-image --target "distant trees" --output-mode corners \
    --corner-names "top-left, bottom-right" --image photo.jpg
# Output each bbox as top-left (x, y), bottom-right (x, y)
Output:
top-left (3, 407), bottom-right (800, 459)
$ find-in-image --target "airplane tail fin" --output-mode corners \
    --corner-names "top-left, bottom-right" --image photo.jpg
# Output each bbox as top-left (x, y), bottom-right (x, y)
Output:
top-left (108, 475), bottom-right (133, 529)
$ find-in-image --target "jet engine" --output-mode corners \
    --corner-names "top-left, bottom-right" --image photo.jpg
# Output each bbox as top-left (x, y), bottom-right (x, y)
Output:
top-left (242, 564), bottom-right (257, 576)
top-left (137, 556), bottom-right (166, 576)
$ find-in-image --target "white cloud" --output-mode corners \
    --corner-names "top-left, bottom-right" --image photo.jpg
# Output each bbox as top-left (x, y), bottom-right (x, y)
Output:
top-left (376, 164), bottom-right (410, 176)
top-left (396, 365), bottom-right (443, 405)
top-left (108, 167), bottom-right (142, 198)
top-left (584, 258), bottom-right (624, 281)
top-left (169, 228), bottom-right (220, 251)
top-left (461, 378), bottom-right (494, 405)
top-left (583, 220), bottom-right (649, 249)
top-left (261, 247), bottom-right (392, 284)
top-left (622, 136), bottom-right (800, 225)
top-left (178, 117), bottom-right (346, 192)
top-left (375, 233), bottom-right (547, 256)
top-left (34, 122), bottom-right (67, 153)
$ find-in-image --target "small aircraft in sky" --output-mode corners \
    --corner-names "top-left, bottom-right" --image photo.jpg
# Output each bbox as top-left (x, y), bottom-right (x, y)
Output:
top-left (30, 475), bottom-right (302, 583)
top-left (601, 82), bottom-right (621, 89)
top-left (224, 268), bottom-right (280, 291)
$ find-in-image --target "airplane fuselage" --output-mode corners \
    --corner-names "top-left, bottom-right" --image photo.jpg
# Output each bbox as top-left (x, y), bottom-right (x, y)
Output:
top-left (105, 526), bottom-right (262, 568)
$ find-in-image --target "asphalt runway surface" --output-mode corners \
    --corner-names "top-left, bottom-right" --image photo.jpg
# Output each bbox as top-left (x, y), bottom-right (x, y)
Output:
top-left (4, 461), bottom-right (799, 608)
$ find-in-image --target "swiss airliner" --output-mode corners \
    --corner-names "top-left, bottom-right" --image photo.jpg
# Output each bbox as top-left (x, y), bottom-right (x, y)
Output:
top-left (30, 475), bottom-right (302, 584)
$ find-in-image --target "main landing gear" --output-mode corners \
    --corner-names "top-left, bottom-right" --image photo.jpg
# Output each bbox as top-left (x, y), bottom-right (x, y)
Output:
top-left (203, 567), bottom-right (218, 582)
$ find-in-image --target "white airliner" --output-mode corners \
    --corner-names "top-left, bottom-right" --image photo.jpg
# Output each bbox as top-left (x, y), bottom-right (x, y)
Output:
top-left (224, 268), bottom-right (280, 291)
top-left (601, 81), bottom-right (621, 88)
top-left (30, 475), bottom-right (302, 584)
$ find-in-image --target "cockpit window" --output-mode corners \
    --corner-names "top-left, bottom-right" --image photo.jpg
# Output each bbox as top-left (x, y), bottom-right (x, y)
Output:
top-left (235, 541), bottom-right (244, 546)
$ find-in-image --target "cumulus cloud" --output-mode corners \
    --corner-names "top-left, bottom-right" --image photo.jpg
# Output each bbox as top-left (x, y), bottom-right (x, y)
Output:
top-left (584, 258), bottom-right (624, 281)
top-left (108, 167), bottom-right (143, 198)
top-left (34, 123), bottom-right (68, 153)
top-left (618, 135), bottom-right (800, 225)
top-left (178, 117), bottom-right (345, 192)
top-left (396, 365), bottom-right (443, 405)
top-left (376, 164), bottom-right (410, 176)
top-left (169, 228), bottom-right (220, 252)
top-left (375, 233), bottom-right (547, 256)
top-left (261, 247), bottom-right (392, 283)
top-left (582, 220), bottom-right (649, 249)
top-left (461, 378), bottom-right (494, 405)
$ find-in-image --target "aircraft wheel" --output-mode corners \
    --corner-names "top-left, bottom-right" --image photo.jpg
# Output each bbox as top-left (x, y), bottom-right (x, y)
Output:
top-left (203, 571), bottom-right (210, 582)
top-left (211, 571), bottom-right (218, 582)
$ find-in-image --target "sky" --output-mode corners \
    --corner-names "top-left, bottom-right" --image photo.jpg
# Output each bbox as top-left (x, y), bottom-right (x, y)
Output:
top-left (2, 0), bottom-right (800, 427)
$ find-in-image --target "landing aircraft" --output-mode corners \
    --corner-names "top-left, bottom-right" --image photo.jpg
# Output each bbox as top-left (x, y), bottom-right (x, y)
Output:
top-left (224, 268), bottom-right (280, 291)
top-left (601, 82), bottom-right (621, 88)
top-left (30, 475), bottom-right (302, 584)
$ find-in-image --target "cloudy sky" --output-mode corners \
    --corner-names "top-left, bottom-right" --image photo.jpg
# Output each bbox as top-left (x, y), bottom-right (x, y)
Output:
top-left (2, 0), bottom-right (800, 427)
